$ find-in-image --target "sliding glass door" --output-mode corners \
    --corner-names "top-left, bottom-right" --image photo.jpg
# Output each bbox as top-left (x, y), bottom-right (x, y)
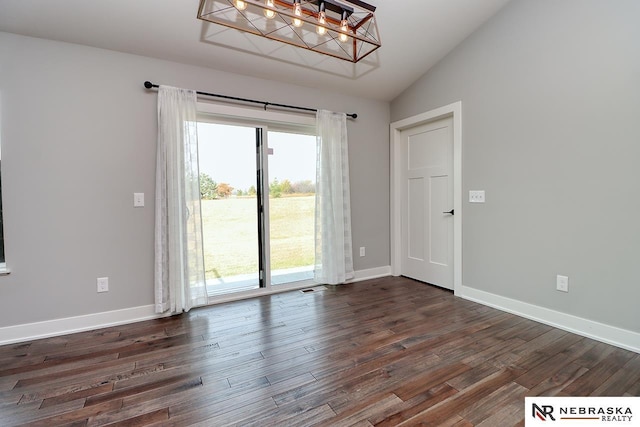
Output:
top-left (267, 131), bottom-right (316, 285)
top-left (197, 122), bottom-right (261, 296)
top-left (196, 117), bottom-right (316, 297)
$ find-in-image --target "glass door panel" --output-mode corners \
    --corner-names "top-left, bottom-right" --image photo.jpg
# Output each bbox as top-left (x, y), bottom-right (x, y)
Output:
top-left (197, 122), bottom-right (260, 296)
top-left (267, 131), bottom-right (316, 285)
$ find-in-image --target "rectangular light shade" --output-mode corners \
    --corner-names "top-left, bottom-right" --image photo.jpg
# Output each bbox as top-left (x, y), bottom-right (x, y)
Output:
top-left (197, 0), bottom-right (381, 63)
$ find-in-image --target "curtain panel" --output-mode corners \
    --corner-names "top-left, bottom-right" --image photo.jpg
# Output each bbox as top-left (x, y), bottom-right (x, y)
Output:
top-left (314, 110), bottom-right (355, 285)
top-left (154, 86), bottom-right (207, 314)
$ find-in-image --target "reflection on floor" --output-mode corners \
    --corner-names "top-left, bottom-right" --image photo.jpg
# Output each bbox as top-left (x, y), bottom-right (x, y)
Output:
top-left (206, 265), bottom-right (314, 296)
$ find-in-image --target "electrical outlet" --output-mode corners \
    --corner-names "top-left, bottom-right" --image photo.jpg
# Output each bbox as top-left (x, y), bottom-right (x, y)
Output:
top-left (556, 275), bottom-right (569, 293)
top-left (359, 247), bottom-right (365, 257)
top-left (97, 277), bottom-right (109, 293)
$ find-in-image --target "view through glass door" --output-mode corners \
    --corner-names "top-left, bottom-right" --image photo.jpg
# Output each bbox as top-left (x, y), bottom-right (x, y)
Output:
top-left (267, 131), bottom-right (316, 285)
top-left (197, 121), bottom-right (316, 296)
top-left (197, 122), bottom-right (260, 296)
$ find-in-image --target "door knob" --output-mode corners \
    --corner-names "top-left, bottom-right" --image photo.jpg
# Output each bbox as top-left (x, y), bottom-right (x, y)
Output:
top-left (443, 209), bottom-right (454, 215)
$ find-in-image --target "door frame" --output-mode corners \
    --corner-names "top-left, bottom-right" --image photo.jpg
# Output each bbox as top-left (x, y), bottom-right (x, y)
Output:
top-left (390, 101), bottom-right (462, 295)
top-left (196, 102), bottom-right (318, 302)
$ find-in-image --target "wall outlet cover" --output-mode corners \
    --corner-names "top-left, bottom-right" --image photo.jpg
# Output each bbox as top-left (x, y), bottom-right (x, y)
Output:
top-left (556, 275), bottom-right (569, 292)
top-left (97, 277), bottom-right (109, 293)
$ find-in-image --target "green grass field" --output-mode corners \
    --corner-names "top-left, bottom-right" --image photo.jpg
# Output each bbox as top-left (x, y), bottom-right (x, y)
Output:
top-left (201, 195), bottom-right (315, 279)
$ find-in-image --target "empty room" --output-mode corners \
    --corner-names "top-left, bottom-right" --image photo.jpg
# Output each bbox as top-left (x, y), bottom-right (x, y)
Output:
top-left (0, 0), bottom-right (638, 425)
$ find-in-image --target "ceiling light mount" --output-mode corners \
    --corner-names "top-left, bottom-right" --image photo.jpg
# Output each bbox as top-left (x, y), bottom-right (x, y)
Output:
top-left (198, 0), bottom-right (381, 63)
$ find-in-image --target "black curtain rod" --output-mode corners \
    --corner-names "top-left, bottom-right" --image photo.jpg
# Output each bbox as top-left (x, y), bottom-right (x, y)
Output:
top-left (143, 81), bottom-right (357, 119)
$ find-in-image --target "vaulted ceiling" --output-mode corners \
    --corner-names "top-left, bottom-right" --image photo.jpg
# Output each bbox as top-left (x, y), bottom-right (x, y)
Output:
top-left (0, 0), bottom-right (511, 101)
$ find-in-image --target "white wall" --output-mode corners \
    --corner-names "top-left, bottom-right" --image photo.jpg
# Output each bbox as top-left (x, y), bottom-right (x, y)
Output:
top-left (392, 0), bottom-right (640, 337)
top-left (0, 32), bottom-right (390, 331)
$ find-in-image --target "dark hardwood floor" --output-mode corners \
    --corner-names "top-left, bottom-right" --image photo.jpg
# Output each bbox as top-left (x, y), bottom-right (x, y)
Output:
top-left (1, 276), bottom-right (638, 426)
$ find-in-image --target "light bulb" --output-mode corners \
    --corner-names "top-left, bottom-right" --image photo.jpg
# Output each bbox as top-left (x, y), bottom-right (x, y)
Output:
top-left (339, 19), bottom-right (349, 43)
top-left (264, 0), bottom-right (276, 19)
top-left (316, 11), bottom-right (326, 35)
top-left (234, 0), bottom-right (247, 10)
top-left (292, 2), bottom-right (303, 28)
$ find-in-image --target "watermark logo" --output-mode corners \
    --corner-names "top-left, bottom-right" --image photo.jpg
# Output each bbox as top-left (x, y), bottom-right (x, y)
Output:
top-left (525, 397), bottom-right (639, 426)
top-left (532, 403), bottom-right (556, 421)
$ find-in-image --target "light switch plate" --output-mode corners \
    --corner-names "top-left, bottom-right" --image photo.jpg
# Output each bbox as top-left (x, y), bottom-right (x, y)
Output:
top-left (134, 193), bottom-right (145, 207)
top-left (469, 190), bottom-right (485, 203)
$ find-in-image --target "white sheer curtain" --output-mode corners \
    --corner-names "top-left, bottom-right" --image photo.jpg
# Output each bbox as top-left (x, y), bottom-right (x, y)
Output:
top-left (154, 86), bottom-right (207, 314)
top-left (314, 109), bottom-right (354, 285)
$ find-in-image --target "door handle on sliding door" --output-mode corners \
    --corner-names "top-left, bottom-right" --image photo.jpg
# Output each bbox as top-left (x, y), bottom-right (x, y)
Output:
top-left (443, 209), bottom-right (454, 215)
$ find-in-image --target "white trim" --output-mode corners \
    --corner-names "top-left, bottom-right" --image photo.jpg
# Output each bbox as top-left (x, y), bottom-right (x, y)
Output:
top-left (206, 266), bottom-right (393, 304)
top-left (11, 270), bottom-right (634, 354)
top-left (0, 267), bottom-right (393, 345)
top-left (207, 280), bottom-right (315, 306)
top-left (197, 102), bottom-right (316, 128)
top-left (460, 286), bottom-right (640, 354)
top-left (0, 305), bottom-right (162, 346)
top-left (348, 265), bottom-right (392, 282)
top-left (390, 102), bottom-right (463, 295)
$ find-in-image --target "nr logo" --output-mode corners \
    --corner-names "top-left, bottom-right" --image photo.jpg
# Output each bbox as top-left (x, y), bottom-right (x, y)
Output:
top-left (532, 403), bottom-right (556, 421)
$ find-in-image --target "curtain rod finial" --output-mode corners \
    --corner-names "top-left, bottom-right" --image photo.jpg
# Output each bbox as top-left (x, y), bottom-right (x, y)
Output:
top-left (144, 81), bottom-right (154, 89)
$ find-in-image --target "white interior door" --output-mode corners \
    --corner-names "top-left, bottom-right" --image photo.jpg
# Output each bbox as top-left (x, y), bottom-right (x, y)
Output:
top-left (400, 117), bottom-right (454, 289)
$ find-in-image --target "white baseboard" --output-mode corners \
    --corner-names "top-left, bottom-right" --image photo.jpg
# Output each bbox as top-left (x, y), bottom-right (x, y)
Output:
top-left (460, 285), bottom-right (640, 354)
top-left (0, 266), bottom-right (394, 346)
top-left (0, 305), bottom-right (162, 346)
top-left (7, 275), bottom-right (635, 353)
top-left (350, 265), bottom-right (392, 282)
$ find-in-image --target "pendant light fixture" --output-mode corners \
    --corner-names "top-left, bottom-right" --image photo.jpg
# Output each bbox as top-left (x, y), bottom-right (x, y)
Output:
top-left (316, 1), bottom-right (327, 36)
top-left (233, 0), bottom-right (247, 11)
top-left (264, 0), bottom-right (276, 18)
top-left (197, 0), bottom-right (381, 63)
top-left (292, 0), bottom-right (303, 28)
top-left (338, 9), bottom-right (350, 43)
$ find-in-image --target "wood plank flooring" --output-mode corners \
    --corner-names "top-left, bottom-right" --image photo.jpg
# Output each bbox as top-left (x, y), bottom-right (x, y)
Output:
top-left (0, 276), bottom-right (638, 426)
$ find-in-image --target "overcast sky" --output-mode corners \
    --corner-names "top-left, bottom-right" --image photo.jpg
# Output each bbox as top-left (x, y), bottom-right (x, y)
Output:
top-left (197, 122), bottom-right (316, 192)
